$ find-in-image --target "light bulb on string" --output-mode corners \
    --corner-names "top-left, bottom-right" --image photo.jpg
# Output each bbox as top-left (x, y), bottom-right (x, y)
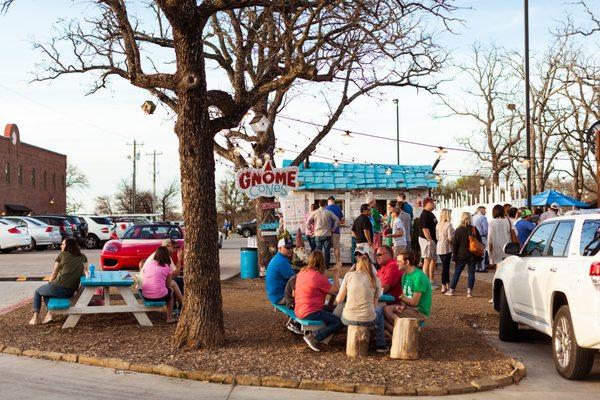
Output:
top-left (333, 158), bottom-right (340, 167)
top-left (342, 131), bottom-right (352, 145)
top-left (385, 167), bottom-right (392, 176)
top-left (233, 145), bottom-right (242, 156)
top-left (479, 176), bottom-right (485, 186)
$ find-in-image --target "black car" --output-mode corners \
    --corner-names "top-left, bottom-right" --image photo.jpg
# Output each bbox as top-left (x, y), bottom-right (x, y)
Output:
top-left (65, 215), bottom-right (88, 245)
top-left (30, 215), bottom-right (74, 242)
top-left (236, 219), bottom-right (257, 238)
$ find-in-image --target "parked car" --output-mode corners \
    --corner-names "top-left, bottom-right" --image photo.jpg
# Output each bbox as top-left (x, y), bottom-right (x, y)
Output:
top-left (109, 217), bottom-right (154, 239)
top-left (2, 216), bottom-right (62, 251)
top-left (0, 218), bottom-right (31, 253)
top-left (493, 213), bottom-right (600, 380)
top-left (236, 219), bottom-right (257, 238)
top-left (78, 215), bottom-right (113, 249)
top-left (30, 215), bottom-right (74, 242)
top-left (65, 215), bottom-right (88, 245)
top-left (101, 224), bottom-right (184, 270)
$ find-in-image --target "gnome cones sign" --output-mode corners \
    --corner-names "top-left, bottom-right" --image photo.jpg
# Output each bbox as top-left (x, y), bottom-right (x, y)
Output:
top-left (236, 161), bottom-right (298, 199)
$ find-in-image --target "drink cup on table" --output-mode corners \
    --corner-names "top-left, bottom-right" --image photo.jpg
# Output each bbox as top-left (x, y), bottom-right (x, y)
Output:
top-left (89, 264), bottom-right (96, 278)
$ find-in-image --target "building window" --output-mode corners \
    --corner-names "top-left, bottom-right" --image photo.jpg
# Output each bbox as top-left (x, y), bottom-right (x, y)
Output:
top-left (18, 165), bottom-right (23, 185)
top-left (52, 173), bottom-right (56, 191)
top-left (44, 171), bottom-right (47, 189)
top-left (31, 168), bottom-right (36, 188)
top-left (5, 163), bottom-right (10, 184)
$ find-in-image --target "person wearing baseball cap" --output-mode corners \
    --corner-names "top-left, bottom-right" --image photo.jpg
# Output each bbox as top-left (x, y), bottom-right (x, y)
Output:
top-left (539, 202), bottom-right (561, 223)
top-left (265, 237), bottom-right (296, 307)
top-left (515, 209), bottom-right (535, 246)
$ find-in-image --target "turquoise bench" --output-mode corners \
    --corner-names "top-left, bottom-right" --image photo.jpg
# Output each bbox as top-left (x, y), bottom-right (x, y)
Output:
top-left (137, 289), bottom-right (167, 307)
top-left (272, 304), bottom-right (324, 333)
top-left (47, 298), bottom-right (71, 311)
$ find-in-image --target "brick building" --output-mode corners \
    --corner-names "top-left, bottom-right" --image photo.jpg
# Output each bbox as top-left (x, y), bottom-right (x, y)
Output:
top-left (0, 123), bottom-right (67, 215)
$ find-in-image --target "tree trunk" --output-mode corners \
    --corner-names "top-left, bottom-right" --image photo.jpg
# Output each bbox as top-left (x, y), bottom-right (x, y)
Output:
top-left (172, 16), bottom-right (224, 349)
top-left (255, 196), bottom-right (279, 273)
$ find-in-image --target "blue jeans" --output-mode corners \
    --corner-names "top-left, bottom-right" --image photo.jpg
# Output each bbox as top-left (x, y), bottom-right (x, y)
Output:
top-left (304, 309), bottom-right (343, 342)
top-left (307, 236), bottom-right (316, 253)
top-left (315, 236), bottom-right (332, 267)
top-left (33, 283), bottom-right (75, 312)
top-left (450, 259), bottom-right (477, 290)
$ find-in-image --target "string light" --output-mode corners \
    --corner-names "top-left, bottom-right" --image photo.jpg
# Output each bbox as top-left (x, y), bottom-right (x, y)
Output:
top-left (342, 130), bottom-right (352, 145)
top-left (385, 167), bottom-right (392, 176)
top-left (333, 158), bottom-right (340, 167)
top-left (233, 145), bottom-right (242, 156)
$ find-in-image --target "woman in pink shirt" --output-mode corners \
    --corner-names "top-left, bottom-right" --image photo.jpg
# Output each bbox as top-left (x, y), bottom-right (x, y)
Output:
top-left (141, 246), bottom-right (182, 323)
top-left (295, 251), bottom-right (341, 352)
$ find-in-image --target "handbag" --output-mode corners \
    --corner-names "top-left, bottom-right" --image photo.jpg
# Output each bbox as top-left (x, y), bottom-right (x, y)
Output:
top-left (508, 218), bottom-right (518, 243)
top-left (468, 227), bottom-right (485, 257)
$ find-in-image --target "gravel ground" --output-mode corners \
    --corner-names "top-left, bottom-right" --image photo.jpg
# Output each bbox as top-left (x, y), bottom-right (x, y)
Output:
top-left (0, 274), bottom-right (513, 389)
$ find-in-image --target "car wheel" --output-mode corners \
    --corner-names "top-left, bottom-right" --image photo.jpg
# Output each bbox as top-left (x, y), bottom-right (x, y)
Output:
top-left (84, 234), bottom-right (99, 249)
top-left (241, 229), bottom-right (252, 238)
top-left (24, 238), bottom-right (37, 251)
top-left (498, 287), bottom-right (520, 342)
top-left (552, 305), bottom-right (595, 380)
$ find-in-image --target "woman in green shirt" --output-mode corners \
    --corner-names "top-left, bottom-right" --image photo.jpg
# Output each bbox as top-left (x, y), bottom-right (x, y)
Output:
top-left (29, 238), bottom-right (88, 325)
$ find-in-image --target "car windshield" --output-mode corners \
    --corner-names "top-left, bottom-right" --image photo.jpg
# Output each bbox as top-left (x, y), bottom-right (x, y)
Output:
top-left (90, 217), bottom-right (112, 225)
top-left (580, 219), bottom-right (600, 256)
top-left (68, 216), bottom-right (81, 224)
top-left (122, 225), bottom-right (182, 240)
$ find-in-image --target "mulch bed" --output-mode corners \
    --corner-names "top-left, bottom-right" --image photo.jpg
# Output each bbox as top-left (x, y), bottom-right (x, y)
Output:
top-left (0, 274), bottom-right (512, 389)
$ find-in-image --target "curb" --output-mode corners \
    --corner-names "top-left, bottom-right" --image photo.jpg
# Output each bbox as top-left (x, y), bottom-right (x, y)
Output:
top-left (0, 276), bottom-right (50, 282)
top-left (1, 344), bottom-right (525, 396)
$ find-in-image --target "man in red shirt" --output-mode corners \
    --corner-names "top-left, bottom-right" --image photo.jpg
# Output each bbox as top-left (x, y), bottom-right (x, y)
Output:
top-left (375, 245), bottom-right (403, 303)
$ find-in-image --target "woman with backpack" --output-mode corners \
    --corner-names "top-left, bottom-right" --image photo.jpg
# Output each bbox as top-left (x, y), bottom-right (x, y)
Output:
top-left (446, 212), bottom-right (483, 298)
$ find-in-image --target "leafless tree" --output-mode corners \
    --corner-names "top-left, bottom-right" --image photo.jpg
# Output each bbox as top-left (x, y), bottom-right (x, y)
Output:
top-left (65, 163), bottom-right (89, 213)
top-left (157, 179), bottom-right (180, 221)
top-left (114, 179), bottom-right (154, 214)
top-left (94, 195), bottom-right (114, 215)
top-left (1, 0), bottom-right (456, 349)
top-left (438, 44), bottom-right (524, 185)
top-left (217, 174), bottom-right (253, 226)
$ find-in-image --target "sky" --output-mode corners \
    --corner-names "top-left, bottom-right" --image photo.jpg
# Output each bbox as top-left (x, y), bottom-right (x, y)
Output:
top-left (0, 0), bottom-right (595, 213)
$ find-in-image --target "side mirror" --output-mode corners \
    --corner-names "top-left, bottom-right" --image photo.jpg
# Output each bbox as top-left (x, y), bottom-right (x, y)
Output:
top-left (504, 242), bottom-right (520, 256)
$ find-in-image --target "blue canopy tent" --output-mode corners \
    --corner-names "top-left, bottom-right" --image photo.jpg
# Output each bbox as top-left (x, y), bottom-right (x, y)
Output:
top-left (531, 189), bottom-right (589, 208)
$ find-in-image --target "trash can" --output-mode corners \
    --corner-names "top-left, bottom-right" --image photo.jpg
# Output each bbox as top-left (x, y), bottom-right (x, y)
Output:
top-left (240, 247), bottom-right (258, 279)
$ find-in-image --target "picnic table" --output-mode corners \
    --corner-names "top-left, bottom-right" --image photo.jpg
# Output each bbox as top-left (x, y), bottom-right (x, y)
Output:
top-left (52, 271), bottom-right (164, 329)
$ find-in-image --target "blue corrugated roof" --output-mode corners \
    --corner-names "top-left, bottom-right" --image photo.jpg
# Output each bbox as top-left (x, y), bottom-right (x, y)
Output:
top-left (282, 160), bottom-right (438, 190)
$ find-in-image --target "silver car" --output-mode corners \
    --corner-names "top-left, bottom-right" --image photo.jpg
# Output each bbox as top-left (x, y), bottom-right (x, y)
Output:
top-left (3, 216), bottom-right (62, 251)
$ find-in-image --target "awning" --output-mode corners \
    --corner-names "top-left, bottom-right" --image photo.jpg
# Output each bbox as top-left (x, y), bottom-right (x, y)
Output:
top-left (4, 203), bottom-right (32, 214)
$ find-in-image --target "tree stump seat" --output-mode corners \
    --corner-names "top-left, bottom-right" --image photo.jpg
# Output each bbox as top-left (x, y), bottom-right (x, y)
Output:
top-left (390, 317), bottom-right (420, 360)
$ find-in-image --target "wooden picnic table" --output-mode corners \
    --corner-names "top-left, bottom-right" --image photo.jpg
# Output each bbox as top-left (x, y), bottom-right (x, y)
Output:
top-left (56, 271), bottom-right (163, 329)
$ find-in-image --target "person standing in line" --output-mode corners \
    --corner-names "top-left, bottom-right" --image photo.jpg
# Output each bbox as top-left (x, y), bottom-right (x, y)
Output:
top-left (471, 206), bottom-right (489, 272)
top-left (397, 193), bottom-right (414, 220)
top-left (383, 203), bottom-right (395, 247)
top-left (385, 208), bottom-right (407, 256)
top-left (352, 203), bottom-right (374, 256)
top-left (515, 209), bottom-right (536, 246)
top-left (305, 203), bottom-right (318, 253)
top-left (307, 200), bottom-right (339, 268)
top-left (436, 208), bottom-right (454, 294)
top-left (418, 197), bottom-right (438, 288)
top-left (532, 207), bottom-right (543, 224)
top-left (446, 212), bottom-right (482, 297)
top-left (326, 196), bottom-right (345, 267)
top-left (539, 203), bottom-right (561, 222)
top-left (368, 199), bottom-right (383, 250)
top-left (223, 219), bottom-right (231, 239)
top-left (507, 207), bottom-right (519, 237)
top-left (487, 204), bottom-right (511, 270)
top-left (396, 203), bottom-right (412, 252)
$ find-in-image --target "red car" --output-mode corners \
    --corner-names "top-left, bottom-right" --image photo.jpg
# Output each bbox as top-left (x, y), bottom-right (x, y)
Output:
top-left (101, 224), bottom-right (184, 270)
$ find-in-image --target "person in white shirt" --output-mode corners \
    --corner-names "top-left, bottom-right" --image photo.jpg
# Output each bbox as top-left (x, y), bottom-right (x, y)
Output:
top-left (539, 203), bottom-right (561, 223)
top-left (385, 208), bottom-right (406, 257)
top-left (307, 199), bottom-right (339, 267)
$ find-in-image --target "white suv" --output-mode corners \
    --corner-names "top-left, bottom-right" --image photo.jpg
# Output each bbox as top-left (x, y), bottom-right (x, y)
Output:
top-left (493, 213), bottom-right (600, 379)
top-left (78, 215), bottom-right (113, 249)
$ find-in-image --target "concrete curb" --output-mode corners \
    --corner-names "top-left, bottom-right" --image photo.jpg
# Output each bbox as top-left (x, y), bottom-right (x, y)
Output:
top-left (1, 343), bottom-right (525, 396)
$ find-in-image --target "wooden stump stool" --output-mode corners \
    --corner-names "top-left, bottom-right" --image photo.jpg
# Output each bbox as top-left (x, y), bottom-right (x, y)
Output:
top-left (390, 317), bottom-right (419, 359)
top-left (346, 325), bottom-right (370, 357)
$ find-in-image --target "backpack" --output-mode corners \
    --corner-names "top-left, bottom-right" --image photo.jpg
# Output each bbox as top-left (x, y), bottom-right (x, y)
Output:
top-left (468, 227), bottom-right (485, 257)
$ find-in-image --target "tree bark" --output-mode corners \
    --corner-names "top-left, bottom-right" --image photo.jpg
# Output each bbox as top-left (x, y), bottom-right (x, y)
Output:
top-left (171, 9), bottom-right (224, 349)
top-left (346, 325), bottom-right (370, 357)
top-left (390, 317), bottom-right (419, 360)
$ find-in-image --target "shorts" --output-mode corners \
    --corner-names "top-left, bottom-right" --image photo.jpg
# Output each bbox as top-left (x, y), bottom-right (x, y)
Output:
top-left (142, 288), bottom-right (172, 303)
top-left (419, 237), bottom-right (437, 260)
top-left (332, 233), bottom-right (341, 250)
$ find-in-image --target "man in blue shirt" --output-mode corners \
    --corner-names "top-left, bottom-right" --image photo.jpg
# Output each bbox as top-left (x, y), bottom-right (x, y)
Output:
top-left (515, 209), bottom-right (536, 246)
top-left (265, 237), bottom-right (296, 305)
top-left (472, 206), bottom-right (489, 272)
top-left (397, 193), bottom-right (414, 220)
top-left (326, 196), bottom-right (345, 266)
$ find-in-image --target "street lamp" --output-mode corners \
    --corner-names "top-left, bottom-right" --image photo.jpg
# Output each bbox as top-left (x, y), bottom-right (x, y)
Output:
top-left (393, 99), bottom-right (399, 164)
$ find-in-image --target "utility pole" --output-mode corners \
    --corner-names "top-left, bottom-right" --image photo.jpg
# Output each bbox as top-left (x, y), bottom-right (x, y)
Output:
top-left (393, 99), bottom-right (399, 164)
top-left (127, 140), bottom-right (143, 213)
top-left (146, 150), bottom-right (163, 214)
top-left (524, 0), bottom-right (532, 210)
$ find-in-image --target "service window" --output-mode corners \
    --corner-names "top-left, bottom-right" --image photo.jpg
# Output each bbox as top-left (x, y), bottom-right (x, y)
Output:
top-left (522, 222), bottom-right (557, 257)
top-left (546, 221), bottom-right (574, 257)
top-left (580, 219), bottom-right (600, 256)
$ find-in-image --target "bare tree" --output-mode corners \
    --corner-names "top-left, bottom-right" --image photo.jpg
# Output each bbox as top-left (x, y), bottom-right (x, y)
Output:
top-left (113, 180), bottom-right (154, 214)
top-left (1, 0), bottom-right (455, 349)
top-left (65, 163), bottom-right (89, 213)
top-left (157, 179), bottom-right (180, 221)
top-left (217, 174), bottom-right (252, 226)
top-left (94, 195), bottom-right (114, 215)
top-left (438, 45), bottom-right (523, 185)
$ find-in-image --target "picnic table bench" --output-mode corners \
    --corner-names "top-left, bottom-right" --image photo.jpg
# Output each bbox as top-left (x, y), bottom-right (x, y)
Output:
top-left (48, 271), bottom-right (165, 329)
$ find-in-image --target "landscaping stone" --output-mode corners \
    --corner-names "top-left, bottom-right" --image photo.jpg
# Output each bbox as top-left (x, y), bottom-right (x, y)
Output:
top-left (22, 349), bottom-right (43, 357)
top-left (514, 361), bottom-right (527, 377)
top-left (208, 373), bottom-right (235, 384)
top-left (445, 383), bottom-right (477, 395)
top-left (187, 370), bottom-right (212, 382)
top-left (261, 376), bottom-right (300, 389)
top-left (471, 377), bottom-right (499, 391)
top-left (78, 355), bottom-right (106, 367)
top-left (324, 381), bottom-right (355, 393)
top-left (0, 343), bottom-right (4, 352)
top-left (3, 347), bottom-right (22, 355)
top-left (298, 379), bottom-right (324, 391)
top-left (416, 386), bottom-right (449, 396)
top-left (386, 386), bottom-right (417, 396)
top-left (355, 384), bottom-right (386, 395)
top-left (129, 363), bottom-right (155, 374)
top-left (105, 358), bottom-right (131, 370)
top-left (153, 364), bottom-right (186, 378)
top-left (61, 353), bottom-right (78, 363)
top-left (492, 374), bottom-right (514, 387)
top-left (235, 375), bottom-right (262, 386)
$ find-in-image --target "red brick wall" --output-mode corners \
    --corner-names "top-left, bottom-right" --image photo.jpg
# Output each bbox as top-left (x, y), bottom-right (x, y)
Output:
top-left (0, 124), bottom-right (67, 215)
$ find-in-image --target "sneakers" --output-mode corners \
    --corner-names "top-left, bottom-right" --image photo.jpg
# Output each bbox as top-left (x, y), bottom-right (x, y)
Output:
top-left (376, 344), bottom-right (390, 353)
top-left (430, 281), bottom-right (439, 289)
top-left (466, 289), bottom-right (472, 298)
top-left (445, 288), bottom-right (454, 296)
top-left (286, 319), bottom-right (303, 335)
top-left (440, 285), bottom-right (447, 294)
top-left (303, 333), bottom-right (321, 352)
